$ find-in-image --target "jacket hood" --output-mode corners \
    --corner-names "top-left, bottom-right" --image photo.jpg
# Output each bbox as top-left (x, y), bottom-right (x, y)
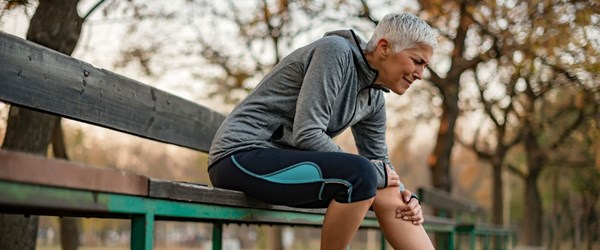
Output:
top-left (323, 29), bottom-right (387, 92)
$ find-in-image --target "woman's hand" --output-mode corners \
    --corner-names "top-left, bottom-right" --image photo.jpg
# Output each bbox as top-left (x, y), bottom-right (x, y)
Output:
top-left (395, 189), bottom-right (424, 225)
top-left (386, 165), bottom-right (402, 187)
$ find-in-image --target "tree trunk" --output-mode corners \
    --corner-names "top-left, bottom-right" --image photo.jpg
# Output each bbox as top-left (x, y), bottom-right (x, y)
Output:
top-left (428, 84), bottom-right (459, 193)
top-left (522, 131), bottom-right (544, 246)
top-left (427, 82), bottom-right (458, 249)
top-left (25, 0), bottom-right (83, 56)
top-left (571, 192), bottom-right (582, 249)
top-left (53, 121), bottom-right (81, 250)
top-left (491, 157), bottom-right (504, 225)
top-left (522, 172), bottom-right (543, 246)
top-left (269, 226), bottom-right (283, 250)
top-left (0, 107), bottom-right (59, 250)
top-left (550, 169), bottom-right (561, 250)
top-left (582, 194), bottom-right (598, 250)
top-left (59, 217), bottom-right (80, 250)
top-left (0, 214), bottom-right (40, 250)
top-left (0, 0), bottom-right (82, 249)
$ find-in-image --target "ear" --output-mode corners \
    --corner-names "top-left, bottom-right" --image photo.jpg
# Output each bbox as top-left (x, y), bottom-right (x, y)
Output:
top-left (377, 39), bottom-right (390, 58)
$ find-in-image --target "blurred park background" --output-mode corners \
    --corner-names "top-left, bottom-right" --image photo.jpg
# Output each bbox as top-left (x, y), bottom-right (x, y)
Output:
top-left (0, 0), bottom-right (598, 249)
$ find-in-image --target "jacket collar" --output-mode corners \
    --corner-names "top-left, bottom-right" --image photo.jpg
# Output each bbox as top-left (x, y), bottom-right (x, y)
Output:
top-left (348, 30), bottom-right (389, 92)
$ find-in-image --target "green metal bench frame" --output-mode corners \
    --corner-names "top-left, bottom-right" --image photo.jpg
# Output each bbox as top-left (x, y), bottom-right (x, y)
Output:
top-left (418, 187), bottom-right (514, 250)
top-left (0, 180), bottom-right (383, 249)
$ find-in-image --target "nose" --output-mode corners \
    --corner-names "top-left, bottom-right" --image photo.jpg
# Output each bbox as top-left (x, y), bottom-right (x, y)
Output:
top-left (413, 66), bottom-right (424, 80)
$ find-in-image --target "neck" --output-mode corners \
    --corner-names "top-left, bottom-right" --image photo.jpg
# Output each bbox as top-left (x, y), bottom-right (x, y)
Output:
top-left (364, 51), bottom-right (379, 71)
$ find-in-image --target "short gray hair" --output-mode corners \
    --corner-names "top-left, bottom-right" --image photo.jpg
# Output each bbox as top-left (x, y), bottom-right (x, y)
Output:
top-left (366, 13), bottom-right (437, 53)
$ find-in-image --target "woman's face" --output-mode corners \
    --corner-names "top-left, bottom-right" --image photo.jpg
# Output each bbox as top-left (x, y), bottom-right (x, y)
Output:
top-left (375, 43), bottom-right (433, 95)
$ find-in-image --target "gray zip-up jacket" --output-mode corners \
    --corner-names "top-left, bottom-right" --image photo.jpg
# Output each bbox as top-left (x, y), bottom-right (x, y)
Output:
top-left (208, 30), bottom-right (394, 188)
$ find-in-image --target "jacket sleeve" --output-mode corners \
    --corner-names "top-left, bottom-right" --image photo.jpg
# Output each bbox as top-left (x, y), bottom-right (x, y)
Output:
top-left (351, 95), bottom-right (395, 188)
top-left (292, 39), bottom-right (350, 152)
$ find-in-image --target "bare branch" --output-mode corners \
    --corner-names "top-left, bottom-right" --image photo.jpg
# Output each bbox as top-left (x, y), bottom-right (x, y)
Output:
top-left (83, 0), bottom-right (106, 20)
top-left (427, 66), bottom-right (444, 89)
top-left (474, 74), bottom-right (501, 128)
top-left (546, 161), bottom-right (592, 169)
top-left (423, 19), bottom-right (453, 40)
top-left (507, 163), bottom-right (526, 180)
top-left (547, 107), bottom-right (586, 151)
top-left (358, 0), bottom-right (378, 25)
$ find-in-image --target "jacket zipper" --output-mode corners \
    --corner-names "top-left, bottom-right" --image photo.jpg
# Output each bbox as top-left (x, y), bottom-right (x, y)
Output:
top-left (327, 30), bottom-right (382, 136)
top-left (328, 86), bottom-right (371, 136)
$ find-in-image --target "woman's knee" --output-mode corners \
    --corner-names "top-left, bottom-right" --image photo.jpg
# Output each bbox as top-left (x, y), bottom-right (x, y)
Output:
top-left (373, 186), bottom-right (404, 209)
top-left (345, 155), bottom-right (378, 196)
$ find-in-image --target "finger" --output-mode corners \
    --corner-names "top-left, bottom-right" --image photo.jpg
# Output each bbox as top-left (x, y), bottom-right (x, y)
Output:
top-left (386, 166), bottom-right (399, 177)
top-left (408, 198), bottom-right (420, 208)
top-left (398, 203), bottom-right (422, 217)
top-left (395, 205), bottom-right (411, 218)
top-left (409, 206), bottom-right (423, 223)
top-left (388, 180), bottom-right (400, 187)
top-left (397, 208), bottom-right (415, 217)
top-left (407, 216), bottom-right (422, 222)
top-left (401, 207), bottom-right (422, 222)
top-left (401, 190), bottom-right (412, 203)
top-left (396, 205), bottom-right (416, 216)
top-left (399, 209), bottom-right (419, 219)
top-left (387, 177), bottom-right (400, 187)
top-left (407, 212), bottom-right (422, 222)
top-left (402, 204), bottom-right (421, 216)
top-left (387, 169), bottom-right (399, 181)
top-left (400, 214), bottom-right (422, 222)
top-left (395, 202), bottom-right (415, 213)
top-left (412, 217), bottom-right (424, 225)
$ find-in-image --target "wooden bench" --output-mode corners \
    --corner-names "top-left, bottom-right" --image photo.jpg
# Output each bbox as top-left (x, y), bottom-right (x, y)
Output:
top-left (418, 187), bottom-right (514, 250)
top-left (0, 31), bottom-right (457, 249)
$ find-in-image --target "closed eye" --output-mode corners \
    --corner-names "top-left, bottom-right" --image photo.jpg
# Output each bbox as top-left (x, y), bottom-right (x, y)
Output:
top-left (412, 58), bottom-right (427, 66)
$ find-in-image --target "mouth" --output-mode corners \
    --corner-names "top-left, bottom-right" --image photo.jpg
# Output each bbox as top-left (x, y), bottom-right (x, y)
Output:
top-left (403, 77), bottom-right (413, 85)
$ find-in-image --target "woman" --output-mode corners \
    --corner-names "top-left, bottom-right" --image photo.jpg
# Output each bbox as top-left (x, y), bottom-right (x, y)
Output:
top-left (208, 13), bottom-right (437, 249)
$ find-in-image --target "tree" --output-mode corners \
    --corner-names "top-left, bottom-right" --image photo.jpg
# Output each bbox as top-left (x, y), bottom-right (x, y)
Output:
top-left (546, 113), bottom-right (600, 250)
top-left (468, 0), bottom-right (599, 245)
top-left (0, 0), bottom-right (105, 249)
top-left (426, 1), bottom-right (599, 236)
top-left (415, 0), bottom-right (501, 199)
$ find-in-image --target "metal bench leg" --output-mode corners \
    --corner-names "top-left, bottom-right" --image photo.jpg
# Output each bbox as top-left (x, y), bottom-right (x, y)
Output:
top-left (213, 222), bottom-right (223, 250)
top-left (380, 230), bottom-right (387, 250)
top-left (484, 234), bottom-right (489, 250)
top-left (469, 231), bottom-right (475, 250)
top-left (449, 231), bottom-right (455, 250)
top-left (131, 212), bottom-right (154, 250)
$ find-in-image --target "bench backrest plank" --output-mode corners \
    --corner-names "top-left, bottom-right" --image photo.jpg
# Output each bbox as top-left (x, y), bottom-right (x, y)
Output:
top-left (418, 187), bottom-right (486, 216)
top-left (0, 31), bottom-right (225, 152)
top-left (0, 150), bottom-right (148, 196)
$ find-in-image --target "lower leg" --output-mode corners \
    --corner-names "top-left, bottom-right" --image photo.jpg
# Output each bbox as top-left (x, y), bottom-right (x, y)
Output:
top-left (372, 187), bottom-right (434, 250)
top-left (321, 198), bottom-right (374, 250)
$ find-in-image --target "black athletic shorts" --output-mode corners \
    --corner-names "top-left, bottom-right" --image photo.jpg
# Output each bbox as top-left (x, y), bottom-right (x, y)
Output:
top-left (208, 148), bottom-right (378, 208)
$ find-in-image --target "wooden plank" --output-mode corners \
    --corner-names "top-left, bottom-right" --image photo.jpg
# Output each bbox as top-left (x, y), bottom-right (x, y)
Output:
top-left (0, 150), bottom-right (148, 196)
top-left (0, 180), bottom-right (115, 217)
top-left (0, 31), bottom-right (225, 152)
top-left (418, 187), bottom-right (485, 215)
top-left (148, 179), bottom-right (330, 214)
top-left (149, 179), bottom-right (385, 220)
